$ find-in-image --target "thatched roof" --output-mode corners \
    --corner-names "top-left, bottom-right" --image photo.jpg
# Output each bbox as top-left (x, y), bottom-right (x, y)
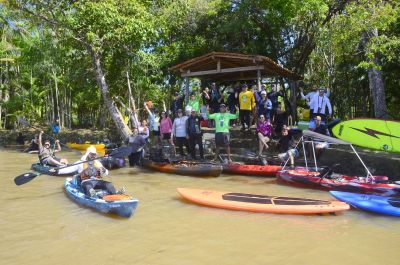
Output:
top-left (170, 52), bottom-right (302, 82)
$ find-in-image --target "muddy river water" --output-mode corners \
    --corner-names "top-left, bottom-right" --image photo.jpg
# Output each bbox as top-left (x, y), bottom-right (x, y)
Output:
top-left (0, 149), bottom-right (399, 265)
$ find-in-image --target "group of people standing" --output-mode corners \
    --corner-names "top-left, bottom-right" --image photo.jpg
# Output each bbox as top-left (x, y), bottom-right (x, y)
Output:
top-left (137, 81), bottom-right (333, 167)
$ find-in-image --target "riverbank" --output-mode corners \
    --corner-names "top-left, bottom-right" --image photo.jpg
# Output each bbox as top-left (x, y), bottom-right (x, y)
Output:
top-left (0, 128), bottom-right (123, 147)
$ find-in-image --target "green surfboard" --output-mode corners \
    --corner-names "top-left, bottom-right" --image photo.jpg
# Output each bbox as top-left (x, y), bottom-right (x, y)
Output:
top-left (332, 119), bottom-right (400, 153)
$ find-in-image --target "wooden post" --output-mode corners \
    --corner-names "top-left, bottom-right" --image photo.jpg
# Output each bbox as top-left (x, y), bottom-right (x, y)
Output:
top-left (184, 77), bottom-right (190, 105)
top-left (257, 69), bottom-right (261, 91)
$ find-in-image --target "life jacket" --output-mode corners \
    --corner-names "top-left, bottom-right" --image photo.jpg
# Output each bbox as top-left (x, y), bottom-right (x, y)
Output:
top-left (39, 147), bottom-right (53, 162)
top-left (80, 160), bottom-right (103, 181)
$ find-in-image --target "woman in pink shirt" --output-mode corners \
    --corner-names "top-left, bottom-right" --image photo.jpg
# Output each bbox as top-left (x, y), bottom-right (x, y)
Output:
top-left (256, 115), bottom-right (273, 157)
top-left (160, 111), bottom-right (174, 146)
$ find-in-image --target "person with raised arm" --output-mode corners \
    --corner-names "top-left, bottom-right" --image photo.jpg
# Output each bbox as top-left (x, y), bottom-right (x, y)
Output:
top-left (38, 131), bottom-right (68, 166)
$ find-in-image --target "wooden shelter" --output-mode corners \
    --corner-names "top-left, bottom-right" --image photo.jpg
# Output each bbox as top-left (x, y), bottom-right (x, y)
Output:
top-left (170, 51), bottom-right (302, 83)
top-left (170, 52), bottom-right (302, 120)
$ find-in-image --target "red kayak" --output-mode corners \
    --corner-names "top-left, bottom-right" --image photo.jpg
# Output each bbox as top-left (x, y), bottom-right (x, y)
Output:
top-left (223, 163), bottom-right (282, 177)
top-left (277, 168), bottom-right (400, 196)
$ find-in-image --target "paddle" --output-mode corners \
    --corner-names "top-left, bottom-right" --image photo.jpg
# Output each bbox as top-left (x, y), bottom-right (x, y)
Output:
top-left (17, 117), bottom-right (81, 155)
top-left (14, 146), bottom-right (132, 186)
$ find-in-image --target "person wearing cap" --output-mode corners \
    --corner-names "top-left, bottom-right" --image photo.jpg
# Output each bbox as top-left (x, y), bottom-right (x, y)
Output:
top-left (186, 108), bottom-right (204, 160)
top-left (309, 88), bottom-right (332, 127)
top-left (207, 104), bottom-right (239, 162)
top-left (255, 89), bottom-right (273, 120)
top-left (238, 84), bottom-right (255, 131)
top-left (37, 130), bottom-right (68, 166)
top-left (172, 108), bottom-right (189, 157)
top-left (170, 92), bottom-right (184, 118)
top-left (77, 146), bottom-right (117, 197)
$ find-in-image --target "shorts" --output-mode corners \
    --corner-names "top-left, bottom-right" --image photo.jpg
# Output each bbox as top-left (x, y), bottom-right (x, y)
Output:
top-left (153, 130), bottom-right (160, 136)
top-left (41, 156), bottom-right (61, 165)
top-left (215, 132), bottom-right (230, 147)
top-left (278, 149), bottom-right (299, 162)
top-left (162, 133), bottom-right (171, 140)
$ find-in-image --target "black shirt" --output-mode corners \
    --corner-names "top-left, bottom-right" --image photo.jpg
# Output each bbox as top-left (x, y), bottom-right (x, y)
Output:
top-left (279, 130), bottom-right (296, 153)
top-left (314, 124), bottom-right (329, 136)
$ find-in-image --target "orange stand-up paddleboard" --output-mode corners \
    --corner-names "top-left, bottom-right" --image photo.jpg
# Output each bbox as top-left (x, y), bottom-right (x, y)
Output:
top-left (177, 188), bottom-right (350, 215)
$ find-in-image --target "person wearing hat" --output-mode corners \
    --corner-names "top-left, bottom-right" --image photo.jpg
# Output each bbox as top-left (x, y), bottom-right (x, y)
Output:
top-left (37, 130), bottom-right (68, 166)
top-left (186, 108), bottom-right (204, 160)
top-left (309, 88), bottom-right (332, 128)
top-left (77, 146), bottom-right (117, 197)
top-left (255, 90), bottom-right (273, 120)
top-left (238, 84), bottom-right (255, 131)
top-left (172, 108), bottom-right (189, 157)
top-left (207, 104), bottom-right (239, 162)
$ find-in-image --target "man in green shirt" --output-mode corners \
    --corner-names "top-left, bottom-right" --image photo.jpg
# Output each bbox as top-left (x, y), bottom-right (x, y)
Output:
top-left (207, 104), bottom-right (239, 163)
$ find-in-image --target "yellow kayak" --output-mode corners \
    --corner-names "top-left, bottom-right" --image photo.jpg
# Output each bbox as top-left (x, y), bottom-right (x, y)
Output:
top-left (66, 142), bottom-right (106, 151)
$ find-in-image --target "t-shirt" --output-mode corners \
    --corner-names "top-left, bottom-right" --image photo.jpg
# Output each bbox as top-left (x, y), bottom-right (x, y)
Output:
top-left (187, 99), bottom-right (200, 113)
top-left (238, 91), bottom-right (255, 110)
top-left (207, 112), bottom-right (238, 133)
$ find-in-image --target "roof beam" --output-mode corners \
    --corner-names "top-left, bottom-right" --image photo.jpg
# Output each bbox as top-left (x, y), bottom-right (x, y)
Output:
top-left (181, 65), bottom-right (265, 77)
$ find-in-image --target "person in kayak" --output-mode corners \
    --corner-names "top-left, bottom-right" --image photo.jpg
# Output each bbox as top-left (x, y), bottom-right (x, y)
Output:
top-left (77, 146), bottom-right (118, 197)
top-left (277, 127), bottom-right (301, 167)
top-left (207, 104), bottom-right (239, 163)
top-left (23, 134), bottom-right (39, 153)
top-left (38, 131), bottom-right (68, 166)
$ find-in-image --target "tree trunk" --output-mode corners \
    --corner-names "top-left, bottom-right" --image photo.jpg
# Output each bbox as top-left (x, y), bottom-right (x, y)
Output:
top-left (363, 29), bottom-right (388, 119)
top-left (52, 68), bottom-right (61, 122)
top-left (87, 46), bottom-right (131, 139)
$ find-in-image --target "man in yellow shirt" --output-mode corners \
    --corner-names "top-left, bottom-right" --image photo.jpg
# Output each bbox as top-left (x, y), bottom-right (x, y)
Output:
top-left (238, 84), bottom-right (255, 131)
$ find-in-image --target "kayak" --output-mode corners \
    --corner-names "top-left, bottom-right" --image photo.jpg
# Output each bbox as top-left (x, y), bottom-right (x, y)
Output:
top-left (277, 168), bottom-right (400, 196)
top-left (66, 142), bottom-right (105, 151)
top-left (330, 191), bottom-right (400, 217)
top-left (222, 163), bottom-right (282, 177)
top-left (142, 160), bottom-right (222, 177)
top-left (64, 176), bottom-right (138, 218)
top-left (177, 188), bottom-right (350, 214)
top-left (100, 157), bottom-right (126, 170)
top-left (31, 163), bottom-right (77, 176)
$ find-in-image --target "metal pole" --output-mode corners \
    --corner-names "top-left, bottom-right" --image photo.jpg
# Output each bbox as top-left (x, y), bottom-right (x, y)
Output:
top-left (350, 144), bottom-right (373, 178)
top-left (301, 137), bottom-right (308, 171)
top-left (311, 140), bottom-right (318, 171)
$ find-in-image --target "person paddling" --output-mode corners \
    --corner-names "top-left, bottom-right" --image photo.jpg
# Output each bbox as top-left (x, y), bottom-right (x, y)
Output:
top-left (38, 131), bottom-right (68, 166)
top-left (77, 146), bottom-right (120, 198)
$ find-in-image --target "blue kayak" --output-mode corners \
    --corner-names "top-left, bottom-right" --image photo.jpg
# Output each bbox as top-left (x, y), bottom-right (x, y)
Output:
top-left (330, 191), bottom-right (400, 217)
top-left (64, 177), bottom-right (139, 218)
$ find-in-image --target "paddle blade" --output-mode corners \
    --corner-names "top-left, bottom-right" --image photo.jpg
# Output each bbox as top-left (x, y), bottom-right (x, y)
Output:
top-left (14, 172), bottom-right (41, 186)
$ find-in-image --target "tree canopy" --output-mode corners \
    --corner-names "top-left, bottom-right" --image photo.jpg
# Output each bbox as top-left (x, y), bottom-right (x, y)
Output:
top-left (0, 0), bottom-right (399, 133)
